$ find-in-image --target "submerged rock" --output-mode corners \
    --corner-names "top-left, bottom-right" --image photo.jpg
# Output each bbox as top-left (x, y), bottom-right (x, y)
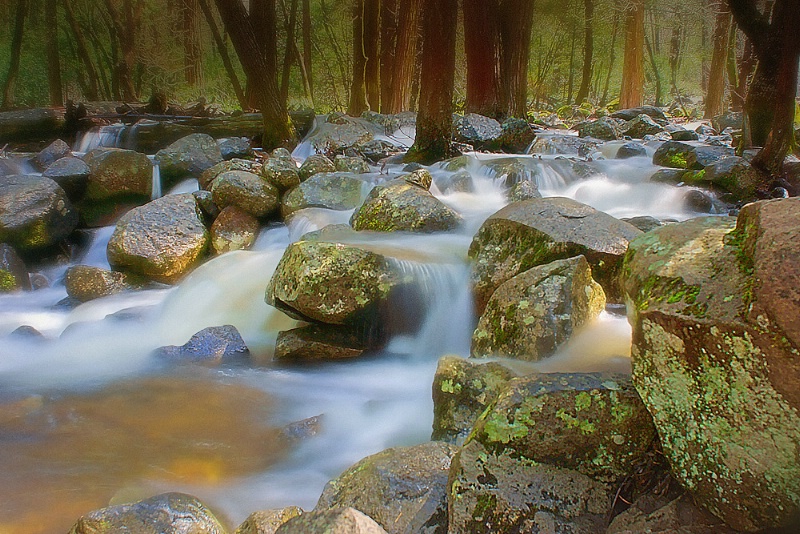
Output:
top-left (155, 133), bottom-right (223, 184)
top-left (153, 325), bottom-right (250, 364)
top-left (316, 441), bottom-right (457, 534)
top-left (435, 170), bottom-right (475, 194)
top-left (527, 134), bottom-right (603, 156)
top-left (506, 180), bottom-right (541, 202)
top-left (64, 265), bottom-right (145, 302)
top-left (276, 507), bottom-right (387, 534)
top-left (235, 507), bottom-right (304, 534)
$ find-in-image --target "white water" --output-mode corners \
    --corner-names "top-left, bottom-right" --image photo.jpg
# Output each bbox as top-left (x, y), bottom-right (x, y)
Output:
top-left (0, 135), bottom-right (701, 532)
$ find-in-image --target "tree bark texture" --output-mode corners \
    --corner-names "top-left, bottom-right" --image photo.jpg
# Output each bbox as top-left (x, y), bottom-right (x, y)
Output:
top-left (574, 0), bottom-right (594, 104)
top-left (103, 0), bottom-right (142, 101)
top-left (302, 0), bottom-right (314, 104)
top-left (349, 0), bottom-right (368, 115)
top-left (463, 0), bottom-right (502, 118)
top-left (499, 0), bottom-right (535, 117)
top-left (62, 0), bottom-right (100, 101)
top-left (387, 0), bottom-right (421, 113)
top-left (280, 0), bottom-right (300, 103)
top-left (704, 1), bottom-right (732, 118)
top-left (619, 0), bottom-right (644, 109)
top-left (182, 0), bottom-right (203, 87)
top-left (379, 0), bottom-right (397, 112)
top-left (364, 0), bottom-right (380, 110)
top-left (2, 0), bottom-right (28, 109)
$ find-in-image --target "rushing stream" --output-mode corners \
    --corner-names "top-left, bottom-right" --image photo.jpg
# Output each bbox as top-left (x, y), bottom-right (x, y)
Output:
top-left (0, 126), bottom-right (701, 532)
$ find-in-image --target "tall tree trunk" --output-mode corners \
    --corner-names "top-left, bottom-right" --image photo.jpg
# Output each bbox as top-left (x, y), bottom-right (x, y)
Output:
top-left (619, 0), bottom-right (644, 109)
top-left (2, 0), bottom-right (28, 109)
top-left (405, 0), bottom-right (457, 163)
top-left (463, 0), bottom-right (501, 118)
top-left (498, 0), bottom-right (535, 117)
top-left (45, 0), bottom-right (63, 106)
top-left (733, 34), bottom-right (755, 112)
top-left (182, 0), bottom-right (203, 87)
top-left (364, 0), bottom-right (380, 110)
top-left (280, 0), bottom-right (299, 103)
top-left (214, 0), bottom-right (295, 148)
top-left (575, 0), bottom-right (594, 104)
top-left (302, 0), bottom-right (314, 104)
top-left (349, 0), bottom-right (368, 115)
top-left (388, 0), bottom-right (421, 113)
top-left (63, 0), bottom-right (99, 100)
top-left (644, 32), bottom-right (663, 106)
top-left (600, 6), bottom-right (620, 106)
top-left (379, 0), bottom-right (397, 112)
top-left (668, 22), bottom-right (682, 96)
top-left (704, 1), bottom-right (732, 118)
top-left (197, 0), bottom-right (246, 108)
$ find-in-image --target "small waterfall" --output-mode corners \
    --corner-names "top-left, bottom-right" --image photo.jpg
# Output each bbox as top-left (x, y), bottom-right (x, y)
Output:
top-left (73, 123), bottom-right (127, 153)
top-left (151, 162), bottom-right (162, 199)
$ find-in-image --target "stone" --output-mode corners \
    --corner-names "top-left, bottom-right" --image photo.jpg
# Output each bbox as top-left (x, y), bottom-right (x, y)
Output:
top-left (700, 156), bottom-right (762, 202)
top-left (471, 256), bottom-right (606, 361)
top-left (210, 205), bottom-right (260, 254)
top-left (482, 159), bottom-right (532, 187)
top-left (527, 134), bottom-right (603, 156)
top-left (0, 243), bottom-right (29, 291)
top-left (211, 170), bottom-right (280, 219)
top-left (35, 139), bottom-right (71, 170)
top-left (625, 114), bottom-right (665, 139)
top-left (453, 113), bottom-right (503, 150)
top-left (711, 111), bottom-right (743, 132)
top-left (616, 142), bottom-right (647, 159)
top-left (611, 106), bottom-right (668, 122)
top-left (669, 128), bottom-right (700, 141)
top-left (298, 154), bottom-right (336, 181)
top-left (607, 495), bottom-right (740, 534)
top-left (199, 158), bottom-right (261, 190)
top-left (0, 174), bottom-right (78, 252)
top-left (305, 118), bottom-right (375, 157)
top-left (316, 442), bottom-right (457, 534)
top-left (155, 133), bottom-right (223, 184)
top-left (193, 190), bottom-right (220, 220)
top-left (507, 180), bottom-right (541, 202)
top-left (276, 508), bottom-right (387, 534)
top-left (621, 203), bottom-right (800, 530)
top-left (153, 325), bottom-right (250, 364)
top-left (652, 141), bottom-right (735, 170)
top-left (83, 148), bottom-right (153, 201)
top-left (334, 155), bottom-right (371, 174)
top-left (217, 136), bottom-right (254, 160)
top-left (235, 508), bottom-right (304, 534)
top-left (469, 197), bottom-right (641, 312)
top-left (622, 216), bottom-right (662, 233)
top-left (683, 189), bottom-right (714, 213)
top-left (64, 265), bottom-right (145, 302)
top-left (435, 170), bottom-right (475, 194)
top-left (350, 179), bottom-right (463, 233)
top-left (107, 193), bottom-right (209, 283)
top-left (576, 117), bottom-right (624, 140)
top-left (403, 168), bottom-right (433, 190)
top-left (431, 355), bottom-right (520, 444)
top-left (498, 117), bottom-right (536, 153)
top-left (649, 168), bottom-right (687, 185)
top-left (274, 324), bottom-right (375, 362)
top-left (261, 157), bottom-right (301, 192)
top-left (281, 172), bottom-right (366, 218)
top-left (42, 156), bottom-right (91, 201)
top-left (67, 492), bottom-right (225, 534)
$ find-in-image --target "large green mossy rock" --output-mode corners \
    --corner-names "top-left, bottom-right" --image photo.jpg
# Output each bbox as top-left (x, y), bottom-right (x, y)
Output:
top-left (83, 148), bottom-right (153, 201)
top-left (316, 441), bottom-right (457, 534)
top-left (68, 492), bottom-right (225, 534)
top-left (652, 140), bottom-right (734, 170)
top-left (280, 172), bottom-right (366, 218)
top-left (471, 256), bottom-right (605, 361)
top-left (621, 199), bottom-right (800, 531)
top-left (107, 193), bottom-right (209, 283)
top-left (350, 179), bottom-right (462, 233)
top-left (469, 197), bottom-right (641, 312)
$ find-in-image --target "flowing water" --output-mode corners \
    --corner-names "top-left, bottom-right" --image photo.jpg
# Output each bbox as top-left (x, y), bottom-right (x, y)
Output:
top-left (0, 127), bottom-right (700, 532)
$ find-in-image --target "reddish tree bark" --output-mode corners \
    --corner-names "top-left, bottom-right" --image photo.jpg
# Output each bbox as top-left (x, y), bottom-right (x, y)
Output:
top-left (619, 0), bottom-right (645, 109)
top-left (182, 0), bottom-right (203, 87)
top-left (704, 1), bottom-right (732, 119)
top-left (364, 0), bottom-right (380, 110)
top-left (498, 0), bottom-right (535, 117)
top-left (463, 0), bottom-right (501, 118)
top-left (349, 0), bottom-right (368, 115)
top-left (379, 0), bottom-right (397, 112)
top-left (45, 0), bottom-right (63, 106)
top-left (387, 0), bottom-right (421, 113)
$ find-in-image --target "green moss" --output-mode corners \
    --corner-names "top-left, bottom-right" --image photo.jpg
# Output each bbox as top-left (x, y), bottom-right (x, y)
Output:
top-left (472, 493), bottom-right (497, 520)
top-left (666, 153), bottom-right (689, 169)
top-left (442, 379), bottom-right (462, 394)
top-left (0, 270), bottom-right (17, 291)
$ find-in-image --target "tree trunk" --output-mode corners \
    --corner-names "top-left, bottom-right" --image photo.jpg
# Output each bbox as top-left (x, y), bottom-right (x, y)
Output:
top-left (704, 1), bottom-right (732, 118)
top-left (182, 0), bottom-right (203, 87)
top-left (388, 0), bottom-right (421, 113)
top-left (405, 0), bottom-right (457, 163)
top-left (463, 0), bottom-right (501, 118)
top-left (45, 0), bottom-right (63, 106)
top-left (379, 0), bottom-right (397, 113)
top-left (197, 0), bottom-right (246, 108)
top-left (644, 32), bottom-right (663, 106)
top-left (302, 0), bottom-right (314, 104)
top-left (280, 0), bottom-right (299, 103)
top-left (2, 0), bottom-right (28, 109)
top-left (619, 0), bottom-right (644, 109)
top-left (498, 0), bottom-right (535, 118)
top-left (214, 0), bottom-right (294, 149)
top-left (574, 0), bottom-right (594, 104)
top-left (600, 6), bottom-right (619, 106)
top-left (364, 0), bottom-right (380, 110)
top-left (349, 0), bottom-right (368, 115)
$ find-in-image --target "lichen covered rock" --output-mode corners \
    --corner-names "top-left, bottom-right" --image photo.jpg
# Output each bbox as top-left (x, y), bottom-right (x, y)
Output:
top-left (276, 507), bottom-right (387, 534)
top-left (625, 114), bottom-right (665, 139)
top-left (199, 158), bottom-right (261, 190)
top-left (652, 140), bottom-right (734, 170)
top-left (211, 170), bottom-right (280, 219)
top-left (280, 172), bottom-right (366, 218)
top-left (83, 148), bottom-right (153, 201)
top-left (262, 157), bottom-right (301, 192)
top-left (298, 154), bottom-right (336, 181)
top-left (210, 205), bottom-right (259, 254)
top-left (64, 265), bottom-right (145, 302)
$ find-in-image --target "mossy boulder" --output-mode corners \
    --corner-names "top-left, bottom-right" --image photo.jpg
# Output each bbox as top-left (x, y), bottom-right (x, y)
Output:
top-left (298, 154), bottom-right (336, 181)
top-left (652, 140), bottom-right (734, 170)
top-left (262, 157), bottom-right (301, 192)
top-left (304, 118), bottom-right (375, 157)
top-left (334, 155), bottom-right (371, 174)
top-left (274, 324), bottom-right (376, 362)
top-left (621, 200), bottom-right (800, 531)
top-left (316, 441), bottom-right (457, 534)
top-left (0, 243), bottom-right (29, 291)
top-left (276, 508), bottom-right (387, 534)
top-left (235, 507), bottom-right (304, 534)
top-left (350, 179), bottom-right (462, 233)
top-left (106, 193), bottom-right (209, 283)
top-left (199, 158), bottom-right (261, 190)
top-left (210, 205), bottom-right (260, 254)
top-left (0, 175), bottom-right (78, 252)
top-left (64, 265), bottom-right (146, 302)
top-left (498, 117), bottom-right (536, 153)
top-left (155, 133), bottom-right (223, 183)
top-left (432, 355), bottom-right (521, 444)
top-left (68, 492), bottom-right (225, 534)
top-left (210, 170), bottom-right (280, 219)
top-left (471, 256), bottom-right (606, 361)
top-left (83, 148), bottom-right (152, 201)
top-left (700, 156), bottom-right (762, 202)
top-left (469, 197), bottom-right (641, 312)
top-left (280, 172), bottom-right (366, 218)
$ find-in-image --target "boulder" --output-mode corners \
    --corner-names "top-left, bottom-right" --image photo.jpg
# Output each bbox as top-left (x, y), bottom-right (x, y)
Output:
top-left (67, 492), bottom-right (225, 534)
top-left (403, 168), bottom-right (433, 190)
top-left (471, 256), bottom-right (606, 361)
top-left (435, 170), bottom-right (475, 194)
top-left (616, 142), bottom-right (647, 159)
top-left (210, 205), bottom-right (259, 254)
top-left (649, 168), bottom-right (687, 185)
top-left (42, 156), bottom-right (90, 200)
top-left (316, 442), bottom-right (457, 534)
top-left (683, 189), bottom-right (714, 213)
top-left (669, 128), bottom-right (700, 141)
top-left (507, 180), bottom-right (542, 202)
top-left (210, 170), bottom-right (280, 219)
top-left (235, 507), bottom-right (304, 534)
top-left (498, 117), bottom-right (536, 153)
top-left (334, 155), bottom-right (371, 174)
top-left (305, 117), bottom-right (375, 157)
top-left (652, 141), bottom-right (735, 170)
top-left (625, 114), bottom-right (665, 139)
top-left (611, 106), bottom-right (668, 122)
top-left (106, 193), bottom-right (209, 283)
top-left (276, 508), bottom-right (387, 534)
top-left (622, 216), bottom-right (663, 233)
top-left (155, 133), bottom-right (223, 184)
top-left (607, 495), bottom-right (740, 534)
top-left (281, 172), bottom-right (366, 218)
top-left (64, 265), bottom-right (145, 302)
top-left (199, 158), bottom-right (261, 190)
top-left (217, 136), bottom-right (254, 160)
top-left (699, 156), bottom-right (762, 202)
top-left (453, 113), bottom-right (503, 150)
top-left (193, 190), bottom-right (220, 220)
top-left (711, 111), bottom-right (743, 132)
top-left (153, 325), bottom-right (250, 364)
top-left (262, 157), bottom-right (301, 192)
top-left (83, 148), bottom-right (152, 201)
top-left (0, 243), bottom-right (29, 291)
top-left (35, 139), bottom-right (72, 170)
top-left (527, 134), bottom-right (603, 156)
top-left (0, 108), bottom-right (65, 144)
top-left (482, 159), bottom-right (531, 187)
top-left (350, 179), bottom-right (462, 233)
top-left (298, 154), bottom-right (336, 181)
top-left (468, 197), bottom-right (641, 312)
top-left (432, 355), bottom-right (521, 444)
top-left (621, 201), bottom-right (800, 530)
top-left (274, 324), bottom-right (376, 362)
top-left (576, 117), bottom-right (624, 140)
top-left (0, 175), bottom-right (78, 252)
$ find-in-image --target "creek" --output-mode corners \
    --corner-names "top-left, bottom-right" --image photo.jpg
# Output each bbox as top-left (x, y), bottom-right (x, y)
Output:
top-left (0, 126), bottom-right (699, 532)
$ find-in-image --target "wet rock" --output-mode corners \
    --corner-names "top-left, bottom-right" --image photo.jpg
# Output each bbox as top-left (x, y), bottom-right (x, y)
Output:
top-left (611, 105), bottom-right (667, 122)
top-left (616, 142), bottom-right (647, 159)
top-left (621, 204), bottom-right (800, 530)
top-left (403, 168), bottom-right (433, 190)
top-left (0, 243), bottom-right (29, 291)
top-left (652, 140), bottom-right (734, 170)
top-left (361, 110), bottom-right (401, 132)
top-left (683, 189), bottom-right (714, 213)
top-left (506, 180), bottom-right (541, 202)
top-left (700, 156), bottom-right (762, 202)
top-left (262, 156), bottom-right (300, 192)
top-left (350, 179), bottom-right (463, 233)
top-left (298, 154), bottom-right (336, 181)
top-left (68, 492), bottom-right (225, 534)
top-left (199, 158), bottom-right (261, 190)
top-left (694, 124), bottom-right (717, 136)
top-left (35, 139), bottom-right (71, 170)
top-left (193, 190), bottom-right (220, 220)
top-left (280, 415), bottom-right (323, 442)
top-left (316, 441), bottom-right (457, 534)
top-left (453, 113), bottom-right (502, 150)
top-left (153, 325), bottom-right (250, 364)
top-left (472, 256), bottom-right (606, 361)
top-left (0, 175), bottom-right (78, 252)
top-left (528, 134), bottom-right (604, 156)
top-left (649, 168), bottom-right (687, 185)
top-left (482, 159), bottom-right (532, 187)
top-left (305, 117), bottom-right (375, 157)
top-left (607, 494), bottom-right (740, 534)
top-left (83, 148), bottom-right (152, 201)
top-left (711, 111), bottom-right (743, 132)
top-left (334, 155), bottom-right (371, 174)
top-left (274, 324), bottom-right (375, 362)
top-left (622, 215), bottom-right (662, 233)
top-left (266, 240), bottom-right (400, 327)
top-left (281, 172), bottom-right (366, 218)
top-left (155, 133), bottom-right (223, 184)
top-left (576, 116), bottom-right (624, 140)
top-left (432, 355), bottom-right (521, 444)
top-left (360, 139), bottom-right (405, 164)
top-left (276, 507), bottom-right (387, 534)
top-left (669, 128), bottom-right (700, 141)
top-left (0, 107), bottom-right (65, 145)
top-left (235, 507), bottom-right (304, 534)
top-left (217, 136), bottom-right (254, 160)
top-left (440, 155), bottom-right (469, 172)
top-left (469, 197), bottom-right (641, 312)
top-left (498, 117), bottom-right (536, 153)
top-left (625, 114), bottom-right (665, 139)
top-left (210, 170), bottom-right (280, 219)
top-left (210, 205), bottom-right (260, 254)
top-left (435, 170), bottom-right (474, 194)
top-left (64, 265), bottom-right (145, 302)
top-left (107, 193), bottom-right (209, 283)
top-left (42, 156), bottom-right (90, 201)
